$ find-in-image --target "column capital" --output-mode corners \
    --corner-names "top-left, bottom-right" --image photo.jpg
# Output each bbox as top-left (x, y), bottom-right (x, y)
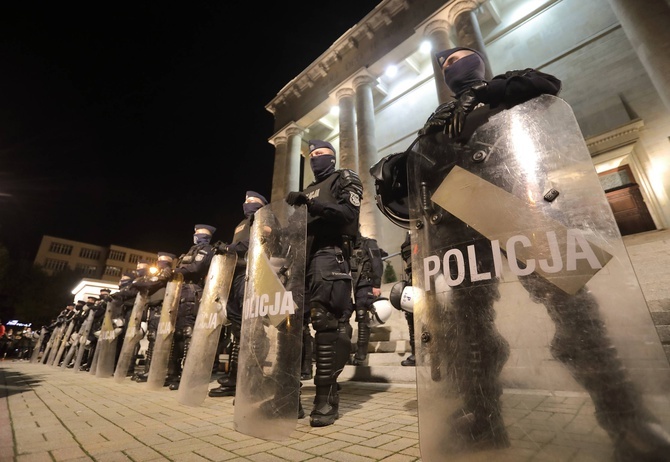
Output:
top-left (423, 18), bottom-right (451, 36)
top-left (286, 124), bottom-right (305, 137)
top-left (445, 0), bottom-right (485, 25)
top-left (269, 134), bottom-right (287, 147)
top-left (335, 87), bottom-right (355, 100)
top-left (353, 73), bottom-right (377, 89)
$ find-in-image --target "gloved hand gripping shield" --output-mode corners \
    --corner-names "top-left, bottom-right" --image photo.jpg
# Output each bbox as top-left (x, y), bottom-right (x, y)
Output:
top-left (401, 95), bottom-right (670, 460)
top-left (234, 200), bottom-right (307, 440)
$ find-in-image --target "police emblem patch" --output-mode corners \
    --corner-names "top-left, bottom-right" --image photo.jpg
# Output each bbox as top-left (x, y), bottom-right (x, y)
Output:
top-left (349, 191), bottom-right (360, 206)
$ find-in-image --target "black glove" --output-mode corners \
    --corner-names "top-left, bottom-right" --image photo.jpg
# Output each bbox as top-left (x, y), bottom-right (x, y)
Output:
top-left (212, 240), bottom-right (234, 255)
top-left (419, 81), bottom-right (487, 138)
top-left (418, 101), bottom-right (456, 137)
top-left (448, 86), bottom-right (481, 138)
top-left (286, 191), bottom-right (309, 206)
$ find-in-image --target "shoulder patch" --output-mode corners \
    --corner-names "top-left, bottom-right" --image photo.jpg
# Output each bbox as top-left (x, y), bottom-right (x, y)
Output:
top-left (349, 191), bottom-right (361, 207)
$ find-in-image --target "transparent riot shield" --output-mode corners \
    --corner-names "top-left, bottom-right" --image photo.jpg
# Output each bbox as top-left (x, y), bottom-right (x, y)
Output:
top-left (73, 309), bottom-right (96, 372)
top-left (177, 253), bottom-right (237, 406)
top-left (407, 95), bottom-right (670, 461)
top-left (43, 324), bottom-right (64, 365)
top-left (113, 290), bottom-right (149, 383)
top-left (30, 327), bottom-right (46, 363)
top-left (52, 319), bottom-right (75, 367)
top-left (234, 201), bottom-right (307, 440)
top-left (95, 299), bottom-right (123, 378)
top-left (147, 274), bottom-right (183, 391)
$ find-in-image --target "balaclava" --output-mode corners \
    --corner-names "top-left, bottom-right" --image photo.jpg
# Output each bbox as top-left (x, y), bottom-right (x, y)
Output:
top-left (436, 47), bottom-right (486, 96)
top-left (243, 191), bottom-right (268, 217)
top-left (310, 155), bottom-right (336, 180)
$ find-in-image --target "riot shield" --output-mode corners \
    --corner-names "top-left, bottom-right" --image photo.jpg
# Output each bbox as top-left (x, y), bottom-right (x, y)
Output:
top-left (29, 327), bottom-right (46, 363)
top-left (73, 309), bottom-right (95, 373)
top-left (43, 324), bottom-right (64, 365)
top-left (62, 313), bottom-right (88, 370)
top-left (113, 290), bottom-right (149, 383)
top-left (177, 253), bottom-right (237, 406)
top-left (52, 319), bottom-right (75, 367)
top-left (146, 274), bottom-right (183, 391)
top-left (234, 201), bottom-right (307, 440)
top-left (95, 299), bottom-right (123, 378)
top-left (407, 95), bottom-right (670, 461)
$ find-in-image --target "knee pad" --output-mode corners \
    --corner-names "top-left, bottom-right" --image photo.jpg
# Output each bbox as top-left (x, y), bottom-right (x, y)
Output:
top-left (310, 304), bottom-right (339, 332)
top-left (355, 307), bottom-right (367, 323)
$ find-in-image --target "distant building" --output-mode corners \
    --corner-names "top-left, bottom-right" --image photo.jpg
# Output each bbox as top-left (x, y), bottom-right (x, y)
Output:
top-left (33, 235), bottom-right (159, 283)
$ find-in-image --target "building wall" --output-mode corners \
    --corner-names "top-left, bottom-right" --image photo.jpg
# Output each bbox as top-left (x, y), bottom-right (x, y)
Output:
top-left (34, 235), bottom-right (158, 283)
top-left (266, 0), bottom-right (670, 368)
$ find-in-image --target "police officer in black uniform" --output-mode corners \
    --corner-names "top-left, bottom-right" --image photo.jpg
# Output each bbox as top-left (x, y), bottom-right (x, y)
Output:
top-left (165, 224), bottom-right (216, 390)
top-left (208, 191), bottom-right (268, 397)
top-left (349, 231), bottom-right (384, 366)
top-left (130, 252), bottom-right (175, 382)
top-left (286, 139), bottom-right (363, 427)
top-left (371, 46), bottom-right (670, 459)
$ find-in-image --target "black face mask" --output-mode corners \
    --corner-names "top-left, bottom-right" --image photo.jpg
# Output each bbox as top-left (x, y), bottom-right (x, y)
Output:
top-left (443, 53), bottom-right (486, 96)
top-left (193, 233), bottom-right (211, 245)
top-left (310, 154), bottom-right (336, 180)
top-left (243, 202), bottom-right (263, 217)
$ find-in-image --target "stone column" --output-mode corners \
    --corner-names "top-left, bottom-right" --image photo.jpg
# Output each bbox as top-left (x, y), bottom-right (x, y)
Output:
top-left (607, 0), bottom-right (670, 112)
top-left (336, 87), bottom-right (358, 172)
top-left (354, 74), bottom-right (381, 241)
top-left (424, 19), bottom-right (453, 104)
top-left (269, 135), bottom-right (287, 204)
top-left (451, 9), bottom-right (492, 79)
top-left (286, 125), bottom-right (304, 192)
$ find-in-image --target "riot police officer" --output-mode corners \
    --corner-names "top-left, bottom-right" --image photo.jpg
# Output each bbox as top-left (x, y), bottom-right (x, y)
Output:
top-left (286, 139), bottom-right (363, 427)
top-left (132, 252), bottom-right (175, 382)
top-left (349, 231), bottom-right (384, 366)
top-left (79, 292), bottom-right (107, 371)
top-left (371, 46), bottom-right (670, 459)
top-left (208, 191), bottom-right (268, 397)
top-left (165, 224), bottom-right (216, 390)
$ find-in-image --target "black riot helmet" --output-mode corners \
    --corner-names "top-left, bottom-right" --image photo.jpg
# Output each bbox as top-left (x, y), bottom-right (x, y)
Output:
top-left (369, 151), bottom-right (410, 229)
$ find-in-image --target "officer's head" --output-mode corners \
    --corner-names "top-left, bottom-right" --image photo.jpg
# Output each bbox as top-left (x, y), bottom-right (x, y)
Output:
top-left (156, 252), bottom-right (175, 269)
top-left (136, 259), bottom-right (151, 277)
top-left (243, 191), bottom-right (268, 217)
top-left (194, 224), bottom-right (216, 245)
top-left (86, 296), bottom-right (98, 306)
top-left (308, 139), bottom-right (336, 180)
top-left (66, 302), bottom-right (75, 310)
top-left (434, 47), bottom-right (486, 96)
top-left (119, 273), bottom-right (133, 288)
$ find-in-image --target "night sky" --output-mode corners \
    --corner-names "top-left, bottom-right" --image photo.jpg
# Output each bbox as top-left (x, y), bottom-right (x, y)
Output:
top-left (0, 2), bottom-right (380, 260)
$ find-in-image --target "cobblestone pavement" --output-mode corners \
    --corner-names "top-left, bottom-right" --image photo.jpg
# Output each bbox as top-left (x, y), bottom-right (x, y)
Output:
top-left (3, 361), bottom-right (670, 461)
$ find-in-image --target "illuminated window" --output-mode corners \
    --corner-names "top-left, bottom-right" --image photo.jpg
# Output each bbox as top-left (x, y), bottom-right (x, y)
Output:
top-left (48, 242), bottom-right (73, 255)
top-left (108, 250), bottom-right (126, 261)
top-left (79, 248), bottom-right (101, 260)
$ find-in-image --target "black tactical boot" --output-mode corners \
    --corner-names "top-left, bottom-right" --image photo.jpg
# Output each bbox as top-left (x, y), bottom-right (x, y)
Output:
top-left (310, 384), bottom-right (339, 427)
top-left (401, 354), bottom-right (415, 366)
top-left (351, 321), bottom-right (370, 365)
top-left (208, 385), bottom-right (235, 397)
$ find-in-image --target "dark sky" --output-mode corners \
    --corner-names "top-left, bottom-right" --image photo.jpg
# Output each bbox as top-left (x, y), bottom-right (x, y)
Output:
top-left (0, 2), bottom-right (380, 260)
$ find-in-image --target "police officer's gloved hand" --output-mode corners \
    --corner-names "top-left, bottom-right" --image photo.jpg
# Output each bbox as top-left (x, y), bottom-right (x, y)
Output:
top-left (286, 191), bottom-right (309, 206)
top-left (418, 101), bottom-right (457, 137)
top-left (448, 81), bottom-right (488, 138)
top-left (212, 240), bottom-right (233, 255)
